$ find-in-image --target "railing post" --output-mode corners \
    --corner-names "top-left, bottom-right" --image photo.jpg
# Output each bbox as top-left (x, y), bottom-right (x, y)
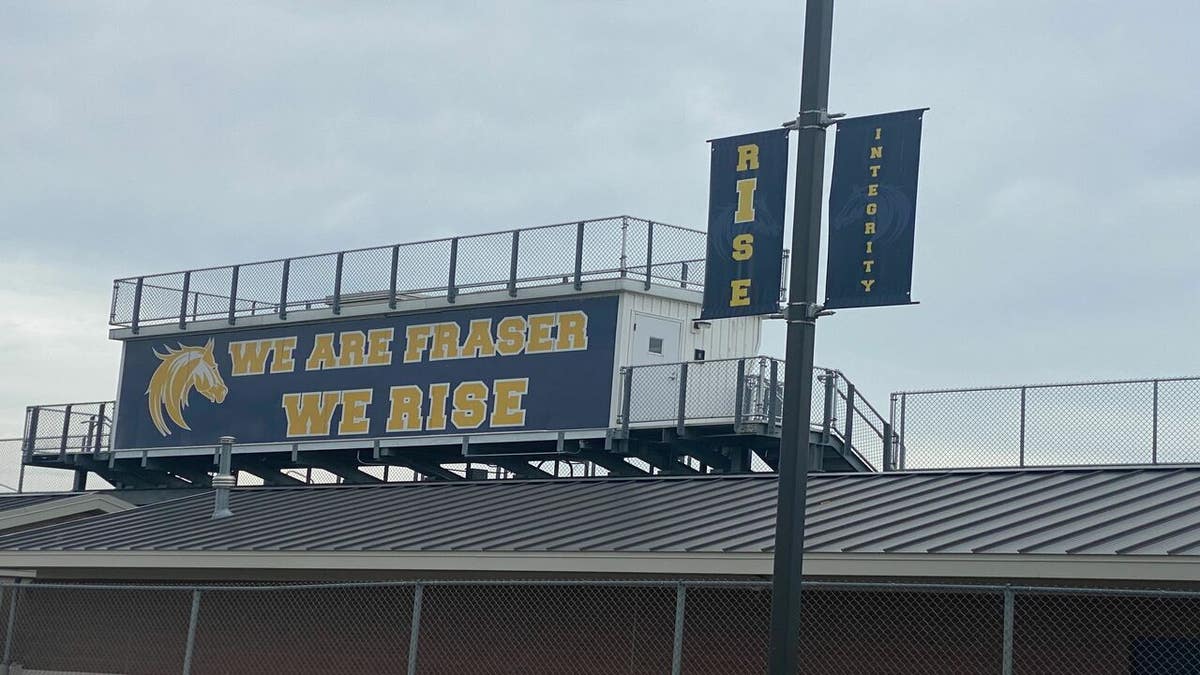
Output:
top-left (882, 422), bottom-right (894, 471)
top-left (821, 371), bottom-right (836, 443)
top-left (59, 404), bottom-right (73, 459)
top-left (644, 221), bottom-right (654, 290)
top-left (332, 251), bottom-right (344, 315)
top-left (131, 277), bottom-right (144, 334)
top-left (573, 221), bottom-right (585, 291)
top-left (385, 245), bottom-right (400, 310)
top-left (279, 259), bottom-right (290, 320)
top-left (767, 360), bottom-right (779, 434)
top-left (178, 271), bottom-right (191, 329)
top-left (181, 589), bottom-right (202, 675)
top-left (734, 359), bottom-right (746, 427)
top-left (899, 393), bottom-right (908, 470)
top-left (227, 265), bottom-right (239, 325)
top-left (2, 581), bottom-right (21, 667)
top-left (843, 382), bottom-right (856, 452)
top-left (95, 402), bottom-right (107, 452)
top-left (1152, 380), bottom-right (1160, 464)
top-left (1002, 587), bottom-right (1014, 675)
top-left (406, 583), bottom-right (424, 675)
top-left (447, 237), bottom-right (459, 303)
top-left (619, 216), bottom-right (629, 277)
top-left (191, 292), bottom-right (199, 322)
top-left (680, 261), bottom-right (689, 289)
top-left (621, 367), bottom-right (633, 437)
top-left (508, 230), bottom-right (520, 297)
top-left (676, 363), bottom-right (689, 436)
top-left (671, 582), bottom-right (687, 675)
top-left (1018, 387), bottom-right (1027, 468)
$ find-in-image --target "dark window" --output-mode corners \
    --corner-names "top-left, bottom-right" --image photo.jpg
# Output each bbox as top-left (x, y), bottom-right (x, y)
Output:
top-left (648, 337), bottom-right (663, 355)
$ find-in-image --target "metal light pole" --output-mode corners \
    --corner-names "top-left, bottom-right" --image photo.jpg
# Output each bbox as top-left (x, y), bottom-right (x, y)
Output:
top-left (767, 0), bottom-right (836, 673)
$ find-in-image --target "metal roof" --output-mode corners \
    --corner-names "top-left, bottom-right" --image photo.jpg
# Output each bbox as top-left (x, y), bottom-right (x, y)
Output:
top-left (0, 493), bottom-right (85, 512)
top-left (3, 467), bottom-right (1200, 557)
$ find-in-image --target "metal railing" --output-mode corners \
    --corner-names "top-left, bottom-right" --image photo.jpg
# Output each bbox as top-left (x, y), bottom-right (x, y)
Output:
top-left (0, 578), bottom-right (1195, 674)
top-left (619, 358), bottom-right (895, 471)
top-left (111, 216), bottom-right (719, 330)
top-left (890, 375), bottom-right (1200, 469)
top-left (20, 402), bottom-right (111, 460)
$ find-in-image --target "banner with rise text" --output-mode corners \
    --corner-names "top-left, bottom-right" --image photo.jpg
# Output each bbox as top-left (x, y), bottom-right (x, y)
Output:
top-left (701, 129), bottom-right (789, 319)
top-left (825, 109), bottom-right (925, 309)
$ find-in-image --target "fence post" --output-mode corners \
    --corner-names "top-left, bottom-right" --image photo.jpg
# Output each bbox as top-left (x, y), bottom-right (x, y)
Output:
top-left (676, 363), bottom-right (689, 436)
top-left (821, 371), bottom-right (836, 443)
top-left (2, 581), bottom-right (21, 668)
top-left (619, 216), bottom-right (629, 277)
top-left (131, 277), bottom-right (144, 334)
top-left (573, 221), bottom-right (585, 291)
top-left (680, 261), bottom-right (689, 289)
top-left (389, 245), bottom-right (400, 310)
top-left (734, 359), bottom-right (746, 427)
top-left (843, 382), bottom-right (856, 451)
top-left (899, 393), bottom-right (908, 470)
top-left (178, 271), bottom-right (191, 329)
top-left (95, 402), bottom-right (107, 452)
top-left (671, 582), bottom-right (687, 675)
top-left (767, 360), bottom-right (779, 435)
top-left (332, 251), bottom-right (344, 315)
top-left (407, 583), bottom-right (424, 675)
top-left (644, 221), bottom-right (654, 290)
top-left (227, 266), bottom-right (239, 325)
top-left (447, 237), bottom-right (459, 303)
top-left (59, 404), bottom-right (73, 459)
top-left (1152, 380), bottom-right (1160, 464)
top-left (882, 422), bottom-right (894, 472)
top-left (279, 259), bottom-right (290, 320)
top-left (181, 589), bottom-right (202, 675)
top-left (1002, 587), bottom-right (1014, 675)
top-left (621, 367), bottom-right (633, 438)
top-left (1018, 387), bottom-right (1027, 468)
top-left (508, 230), bottom-right (520, 297)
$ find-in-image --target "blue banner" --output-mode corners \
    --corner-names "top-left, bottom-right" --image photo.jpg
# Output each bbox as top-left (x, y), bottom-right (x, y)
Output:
top-left (113, 296), bottom-right (619, 449)
top-left (826, 109), bottom-right (925, 309)
top-left (701, 129), bottom-right (789, 319)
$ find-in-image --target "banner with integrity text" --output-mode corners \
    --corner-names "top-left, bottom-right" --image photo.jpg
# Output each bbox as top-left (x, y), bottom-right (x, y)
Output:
top-left (825, 109), bottom-right (925, 309)
top-left (701, 128), bottom-right (789, 319)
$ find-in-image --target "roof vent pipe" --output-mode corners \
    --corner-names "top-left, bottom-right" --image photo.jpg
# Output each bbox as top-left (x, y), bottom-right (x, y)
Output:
top-left (211, 435), bottom-right (235, 519)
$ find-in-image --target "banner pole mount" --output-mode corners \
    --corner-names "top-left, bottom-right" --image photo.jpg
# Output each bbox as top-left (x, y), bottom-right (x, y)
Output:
top-left (781, 110), bottom-right (845, 131)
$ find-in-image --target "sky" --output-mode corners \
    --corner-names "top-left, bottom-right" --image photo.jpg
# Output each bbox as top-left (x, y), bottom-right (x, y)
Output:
top-left (1, 0), bottom-right (1198, 440)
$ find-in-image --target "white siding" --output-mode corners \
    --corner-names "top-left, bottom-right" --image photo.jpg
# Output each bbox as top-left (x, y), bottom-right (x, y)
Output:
top-left (618, 290), bottom-right (761, 365)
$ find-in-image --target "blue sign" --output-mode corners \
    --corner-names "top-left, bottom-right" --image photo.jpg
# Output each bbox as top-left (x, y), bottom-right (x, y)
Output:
top-left (701, 129), bottom-right (789, 319)
top-left (113, 296), bottom-right (619, 449)
top-left (826, 109), bottom-right (925, 309)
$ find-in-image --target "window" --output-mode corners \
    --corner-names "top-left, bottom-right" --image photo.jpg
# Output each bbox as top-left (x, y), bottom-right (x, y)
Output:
top-left (648, 337), bottom-right (664, 355)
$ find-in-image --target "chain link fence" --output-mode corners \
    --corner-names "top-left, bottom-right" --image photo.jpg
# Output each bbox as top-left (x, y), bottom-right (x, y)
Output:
top-left (110, 216), bottom-right (720, 330)
top-left (0, 579), bottom-right (1194, 674)
top-left (891, 376), bottom-right (1200, 469)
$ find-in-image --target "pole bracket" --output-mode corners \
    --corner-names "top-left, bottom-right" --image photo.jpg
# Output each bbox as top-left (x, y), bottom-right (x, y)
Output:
top-left (781, 109), bottom-right (845, 131)
top-left (782, 302), bottom-right (835, 323)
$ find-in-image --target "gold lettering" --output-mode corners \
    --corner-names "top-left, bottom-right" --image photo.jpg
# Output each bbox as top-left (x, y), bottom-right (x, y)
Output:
top-left (490, 378), bottom-right (529, 427)
top-left (270, 337), bottom-right (297, 374)
top-left (431, 323), bottom-right (461, 360)
top-left (732, 233), bottom-right (754, 261)
top-left (736, 143), bottom-right (760, 171)
top-left (364, 328), bottom-right (393, 366)
top-left (869, 165), bottom-right (881, 178)
top-left (338, 389), bottom-right (373, 435)
top-left (865, 241), bottom-right (874, 254)
top-left (228, 339), bottom-right (274, 376)
top-left (461, 319), bottom-right (497, 359)
top-left (860, 279), bottom-right (876, 292)
top-left (734, 178), bottom-right (757, 223)
top-left (427, 382), bottom-right (450, 431)
top-left (864, 222), bottom-right (877, 235)
top-left (451, 381), bottom-right (489, 429)
top-left (730, 279), bottom-right (751, 307)
top-left (496, 316), bottom-right (526, 356)
top-left (403, 325), bottom-right (434, 363)
top-left (337, 331), bottom-right (365, 367)
top-left (281, 391), bottom-right (341, 437)
top-left (870, 146), bottom-right (883, 159)
top-left (555, 311), bottom-right (589, 351)
top-left (385, 385), bottom-right (424, 432)
top-left (305, 334), bottom-right (337, 371)
top-left (867, 184), bottom-right (879, 197)
top-left (874, 127), bottom-right (882, 140)
top-left (863, 260), bottom-right (875, 273)
top-left (526, 314), bottom-right (555, 354)
top-left (866, 203), bottom-right (878, 216)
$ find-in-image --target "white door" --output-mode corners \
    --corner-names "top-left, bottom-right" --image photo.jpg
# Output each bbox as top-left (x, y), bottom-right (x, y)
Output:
top-left (628, 314), bottom-right (683, 423)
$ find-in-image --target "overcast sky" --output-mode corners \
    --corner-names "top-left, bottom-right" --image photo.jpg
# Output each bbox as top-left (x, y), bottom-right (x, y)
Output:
top-left (2, 1), bottom-right (1198, 438)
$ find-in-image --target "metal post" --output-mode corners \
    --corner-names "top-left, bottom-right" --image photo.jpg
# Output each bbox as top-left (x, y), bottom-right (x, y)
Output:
top-left (279, 259), bottom-right (290, 320)
top-left (95, 402), bottom-right (107, 452)
top-left (734, 359), bottom-right (746, 427)
top-left (767, 360), bottom-right (779, 435)
top-left (447, 237), bottom-right (459, 303)
top-left (676, 363), bottom-right (690, 436)
top-left (573, 221), bottom-right (585, 291)
top-left (844, 382), bottom-right (856, 452)
top-left (212, 436), bottom-right (235, 519)
top-left (407, 583), bottom-right (424, 675)
top-left (227, 265), bottom-right (239, 325)
top-left (389, 245), bottom-right (400, 309)
top-left (1152, 380), bottom-right (1160, 464)
top-left (671, 582), bottom-right (687, 675)
top-left (644, 221), bottom-right (654, 290)
top-left (1018, 387), bottom-right (1027, 468)
top-left (332, 251), bottom-right (344, 315)
top-left (680, 261), bottom-right (689, 289)
top-left (179, 271), bottom-right (191, 329)
top-left (767, 1), bottom-right (835, 672)
top-left (191, 292), bottom-right (199, 322)
top-left (131, 277), bottom-right (144, 334)
top-left (821, 371), bottom-right (836, 442)
top-left (508, 230), bottom-right (520, 297)
top-left (882, 422), bottom-right (894, 471)
top-left (1, 583), bottom-right (18, 667)
top-left (619, 216), bottom-right (629, 277)
top-left (181, 589), bottom-right (202, 675)
top-left (1002, 587), bottom-right (1014, 675)
top-left (620, 367), bottom-right (633, 437)
top-left (59, 404), bottom-right (72, 458)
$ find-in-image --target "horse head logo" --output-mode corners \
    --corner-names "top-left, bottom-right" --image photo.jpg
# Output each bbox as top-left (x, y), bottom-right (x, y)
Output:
top-left (146, 338), bottom-right (228, 436)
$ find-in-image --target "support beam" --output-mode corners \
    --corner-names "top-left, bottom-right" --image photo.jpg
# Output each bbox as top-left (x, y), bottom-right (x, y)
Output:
top-left (490, 458), bottom-right (554, 479)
